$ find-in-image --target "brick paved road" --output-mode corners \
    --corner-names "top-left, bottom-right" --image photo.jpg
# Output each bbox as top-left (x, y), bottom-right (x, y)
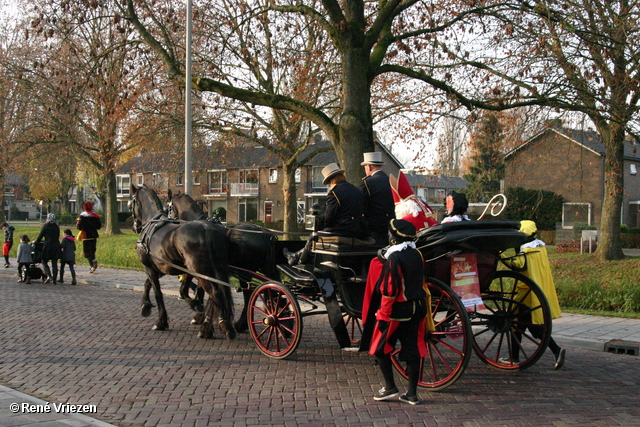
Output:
top-left (1, 277), bottom-right (639, 426)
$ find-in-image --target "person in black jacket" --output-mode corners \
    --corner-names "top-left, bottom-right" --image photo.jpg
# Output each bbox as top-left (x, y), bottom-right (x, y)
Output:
top-left (284, 163), bottom-right (372, 265)
top-left (359, 152), bottom-right (395, 245)
top-left (59, 229), bottom-right (77, 285)
top-left (34, 213), bottom-right (61, 284)
top-left (77, 201), bottom-right (102, 273)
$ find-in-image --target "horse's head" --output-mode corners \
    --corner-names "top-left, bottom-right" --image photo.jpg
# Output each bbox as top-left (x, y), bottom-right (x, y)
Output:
top-left (169, 192), bottom-right (205, 221)
top-left (130, 184), bottom-right (164, 233)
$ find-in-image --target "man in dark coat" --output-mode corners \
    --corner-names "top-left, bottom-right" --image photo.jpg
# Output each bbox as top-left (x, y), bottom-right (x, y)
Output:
top-left (284, 163), bottom-right (372, 265)
top-left (359, 152), bottom-right (395, 246)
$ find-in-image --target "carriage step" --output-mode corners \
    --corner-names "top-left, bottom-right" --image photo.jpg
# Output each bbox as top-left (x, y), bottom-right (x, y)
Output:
top-left (604, 340), bottom-right (639, 356)
top-left (276, 264), bottom-right (317, 284)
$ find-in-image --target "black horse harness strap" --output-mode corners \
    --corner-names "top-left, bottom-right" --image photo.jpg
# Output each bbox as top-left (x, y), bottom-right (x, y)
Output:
top-left (144, 251), bottom-right (234, 289)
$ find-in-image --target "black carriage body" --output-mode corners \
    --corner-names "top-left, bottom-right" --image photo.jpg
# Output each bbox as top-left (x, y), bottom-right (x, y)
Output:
top-left (417, 220), bottom-right (528, 289)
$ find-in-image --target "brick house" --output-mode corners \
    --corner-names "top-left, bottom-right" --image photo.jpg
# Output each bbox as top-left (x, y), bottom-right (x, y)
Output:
top-left (116, 139), bottom-right (403, 226)
top-left (504, 126), bottom-right (640, 228)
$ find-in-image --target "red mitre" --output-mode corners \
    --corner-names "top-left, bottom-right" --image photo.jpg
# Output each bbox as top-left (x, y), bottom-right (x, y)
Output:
top-left (390, 171), bottom-right (415, 203)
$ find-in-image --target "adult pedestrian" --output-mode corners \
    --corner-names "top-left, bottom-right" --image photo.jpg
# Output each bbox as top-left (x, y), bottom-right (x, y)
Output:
top-left (77, 201), bottom-right (102, 273)
top-left (34, 213), bottom-right (61, 284)
top-left (501, 220), bottom-right (566, 369)
top-left (283, 163), bottom-right (372, 266)
top-left (2, 222), bottom-right (15, 267)
top-left (59, 229), bottom-right (77, 285)
top-left (16, 234), bottom-right (33, 284)
top-left (360, 219), bottom-right (427, 405)
top-left (359, 152), bottom-right (395, 245)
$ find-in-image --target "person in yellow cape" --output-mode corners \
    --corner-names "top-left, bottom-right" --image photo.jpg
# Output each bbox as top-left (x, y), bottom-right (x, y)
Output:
top-left (501, 220), bottom-right (566, 370)
top-left (359, 219), bottom-right (427, 405)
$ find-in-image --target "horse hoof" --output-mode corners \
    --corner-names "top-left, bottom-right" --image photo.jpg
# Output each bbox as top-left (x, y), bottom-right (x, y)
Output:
top-left (233, 321), bottom-right (248, 333)
top-left (152, 324), bottom-right (167, 331)
top-left (141, 305), bottom-right (152, 317)
top-left (226, 329), bottom-right (237, 341)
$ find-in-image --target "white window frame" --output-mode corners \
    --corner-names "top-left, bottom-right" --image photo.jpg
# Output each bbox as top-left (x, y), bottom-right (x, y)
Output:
top-left (631, 164), bottom-right (637, 175)
top-left (562, 202), bottom-right (592, 229)
top-left (269, 168), bottom-right (278, 184)
top-left (116, 175), bottom-right (131, 196)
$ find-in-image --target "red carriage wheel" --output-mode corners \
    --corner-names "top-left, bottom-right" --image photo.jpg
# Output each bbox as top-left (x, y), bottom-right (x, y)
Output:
top-left (248, 281), bottom-right (303, 359)
top-left (390, 278), bottom-right (473, 391)
top-left (342, 313), bottom-right (363, 346)
top-left (471, 270), bottom-right (551, 371)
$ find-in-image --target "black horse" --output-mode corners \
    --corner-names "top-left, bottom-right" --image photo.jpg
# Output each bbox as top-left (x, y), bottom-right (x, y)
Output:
top-left (167, 191), bottom-right (278, 332)
top-left (129, 184), bottom-right (236, 340)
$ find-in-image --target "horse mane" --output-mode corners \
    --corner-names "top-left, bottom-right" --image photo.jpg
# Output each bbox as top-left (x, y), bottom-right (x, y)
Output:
top-left (140, 184), bottom-right (165, 212)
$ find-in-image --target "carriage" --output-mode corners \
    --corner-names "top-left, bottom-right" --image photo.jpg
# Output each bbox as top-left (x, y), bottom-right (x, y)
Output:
top-left (132, 185), bottom-right (552, 392)
top-left (229, 212), bottom-right (552, 391)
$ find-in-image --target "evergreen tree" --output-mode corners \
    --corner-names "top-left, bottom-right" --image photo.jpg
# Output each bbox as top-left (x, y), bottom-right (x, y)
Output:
top-left (463, 113), bottom-right (505, 202)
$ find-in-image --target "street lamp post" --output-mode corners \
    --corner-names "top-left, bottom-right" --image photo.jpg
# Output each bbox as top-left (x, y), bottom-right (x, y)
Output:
top-left (184, 0), bottom-right (193, 196)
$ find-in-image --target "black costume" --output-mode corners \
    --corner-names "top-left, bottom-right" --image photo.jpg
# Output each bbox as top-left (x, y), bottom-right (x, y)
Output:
top-left (322, 180), bottom-right (370, 239)
top-left (34, 219), bottom-right (61, 284)
top-left (360, 170), bottom-right (395, 245)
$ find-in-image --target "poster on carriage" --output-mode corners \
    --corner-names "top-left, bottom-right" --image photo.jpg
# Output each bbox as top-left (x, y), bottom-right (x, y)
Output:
top-left (449, 253), bottom-right (486, 311)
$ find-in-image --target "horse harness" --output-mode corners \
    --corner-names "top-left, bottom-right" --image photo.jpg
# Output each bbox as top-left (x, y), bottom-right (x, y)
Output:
top-left (135, 213), bottom-right (234, 289)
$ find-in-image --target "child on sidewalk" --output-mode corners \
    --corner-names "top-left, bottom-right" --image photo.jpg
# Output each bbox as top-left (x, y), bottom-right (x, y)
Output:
top-left (16, 235), bottom-right (33, 284)
top-left (59, 229), bottom-right (77, 285)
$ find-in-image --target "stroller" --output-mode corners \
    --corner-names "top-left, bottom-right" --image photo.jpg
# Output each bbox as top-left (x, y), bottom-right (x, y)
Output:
top-left (19, 242), bottom-right (47, 283)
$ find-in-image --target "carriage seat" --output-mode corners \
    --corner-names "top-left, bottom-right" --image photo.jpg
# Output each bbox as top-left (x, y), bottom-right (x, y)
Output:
top-left (312, 232), bottom-right (379, 254)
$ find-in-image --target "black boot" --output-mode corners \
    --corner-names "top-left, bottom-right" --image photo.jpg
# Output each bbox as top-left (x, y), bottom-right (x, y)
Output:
top-left (283, 248), bottom-right (300, 266)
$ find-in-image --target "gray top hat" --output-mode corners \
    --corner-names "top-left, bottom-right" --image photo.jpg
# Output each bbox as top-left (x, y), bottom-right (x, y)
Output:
top-left (322, 163), bottom-right (346, 185)
top-left (361, 152), bottom-right (384, 166)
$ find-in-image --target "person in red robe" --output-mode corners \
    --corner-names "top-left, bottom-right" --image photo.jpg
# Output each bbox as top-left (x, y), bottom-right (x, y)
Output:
top-left (389, 171), bottom-right (437, 232)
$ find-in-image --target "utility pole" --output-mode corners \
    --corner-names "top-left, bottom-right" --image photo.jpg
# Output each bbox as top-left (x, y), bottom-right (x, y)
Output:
top-left (184, 0), bottom-right (193, 195)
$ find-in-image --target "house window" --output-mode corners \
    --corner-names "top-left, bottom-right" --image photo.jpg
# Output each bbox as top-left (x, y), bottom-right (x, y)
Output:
top-left (295, 168), bottom-right (301, 183)
top-left (238, 197), bottom-right (258, 222)
top-left (152, 173), bottom-right (161, 188)
top-left (296, 200), bottom-right (306, 223)
top-left (631, 164), bottom-right (637, 175)
top-left (137, 174), bottom-right (144, 186)
top-left (193, 172), bottom-right (200, 186)
top-left (207, 170), bottom-right (227, 194)
top-left (269, 168), bottom-right (278, 183)
top-left (176, 173), bottom-right (183, 186)
top-left (435, 189), bottom-right (445, 202)
top-left (116, 175), bottom-right (130, 196)
top-left (310, 166), bottom-right (327, 192)
top-left (562, 202), bottom-right (592, 228)
top-left (264, 200), bottom-right (273, 222)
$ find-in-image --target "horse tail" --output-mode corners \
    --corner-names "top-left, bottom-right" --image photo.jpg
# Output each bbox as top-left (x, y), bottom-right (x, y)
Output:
top-left (204, 225), bottom-right (235, 329)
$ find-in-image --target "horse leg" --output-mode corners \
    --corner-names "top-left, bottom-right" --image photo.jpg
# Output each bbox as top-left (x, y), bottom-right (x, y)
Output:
top-left (179, 274), bottom-right (204, 313)
top-left (232, 279), bottom-right (251, 333)
top-left (191, 286), bottom-right (206, 325)
top-left (140, 277), bottom-right (155, 317)
top-left (210, 283), bottom-right (237, 341)
top-left (197, 283), bottom-right (215, 339)
top-left (148, 271), bottom-right (169, 331)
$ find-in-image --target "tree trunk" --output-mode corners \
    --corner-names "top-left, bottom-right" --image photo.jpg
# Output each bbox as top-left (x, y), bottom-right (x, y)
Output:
top-left (595, 123), bottom-right (625, 261)
top-left (103, 169), bottom-right (122, 236)
top-left (282, 164), bottom-right (300, 240)
top-left (335, 45), bottom-right (375, 183)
